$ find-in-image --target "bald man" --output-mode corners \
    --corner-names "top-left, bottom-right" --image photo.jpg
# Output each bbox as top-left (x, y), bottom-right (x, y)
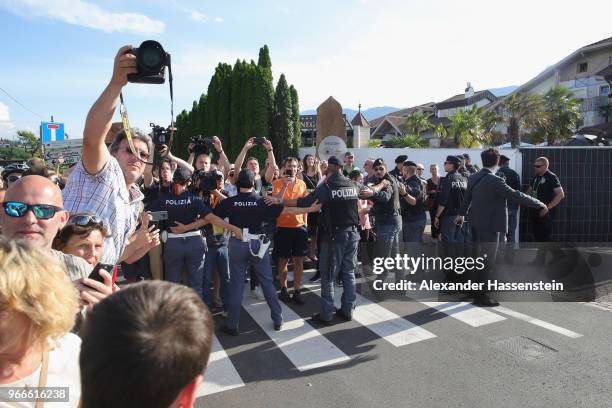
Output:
top-left (0, 176), bottom-right (113, 308)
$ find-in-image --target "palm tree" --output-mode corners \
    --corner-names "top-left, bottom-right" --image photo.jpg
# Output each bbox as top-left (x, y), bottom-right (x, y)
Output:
top-left (447, 105), bottom-right (486, 148)
top-left (540, 86), bottom-right (581, 145)
top-left (502, 92), bottom-right (546, 148)
top-left (388, 134), bottom-right (429, 148)
top-left (402, 111), bottom-right (433, 137)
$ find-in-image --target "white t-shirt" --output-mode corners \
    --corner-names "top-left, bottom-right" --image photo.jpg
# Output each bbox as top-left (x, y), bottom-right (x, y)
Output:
top-left (0, 333), bottom-right (82, 408)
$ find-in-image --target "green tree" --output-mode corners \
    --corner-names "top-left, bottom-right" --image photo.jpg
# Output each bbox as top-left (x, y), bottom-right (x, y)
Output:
top-left (402, 111), bottom-right (433, 137)
top-left (540, 86), bottom-right (581, 145)
top-left (289, 85), bottom-right (301, 152)
top-left (388, 134), bottom-right (428, 148)
top-left (367, 139), bottom-right (383, 148)
top-left (16, 130), bottom-right (41, 157)
top-left (502, 92), bottom-right (546, 148)
top-left (272, 74), bottom-right (294, 159)
top-left (447, 106), bottom-right (485, 148)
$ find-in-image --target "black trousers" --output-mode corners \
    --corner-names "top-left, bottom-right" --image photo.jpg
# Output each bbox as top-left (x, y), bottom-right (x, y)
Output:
top-left (470, 228), bottom-right (501, 298)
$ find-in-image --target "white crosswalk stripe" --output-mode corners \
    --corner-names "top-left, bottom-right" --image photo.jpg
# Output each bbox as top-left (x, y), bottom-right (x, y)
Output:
top-left (196, 335), bottom-right (245, 397)
top-left (494, 306), bottom-right (583, 338)
top-left (419, 301), bottom-right (507, 327)
top-left (242, 295), bottom-right (351, 371)
top-left (303, 282), bottom-right (437, 347)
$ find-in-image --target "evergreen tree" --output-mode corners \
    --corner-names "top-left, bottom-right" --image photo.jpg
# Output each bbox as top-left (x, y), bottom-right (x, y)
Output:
top-left (289, 85), bottom-right (301, 155)
top-left (273, 74), bottom-right (294, 159)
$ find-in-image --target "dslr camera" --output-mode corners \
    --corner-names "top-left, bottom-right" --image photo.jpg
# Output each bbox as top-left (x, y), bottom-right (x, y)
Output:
top-left (191, 134), bottom-right (214, 156)
top-left (150, 123), bottom-right (175, 152)
top-left (192, 169), bottom-right (221, 194)
top-left (128, 40), bottom-right (171, 84)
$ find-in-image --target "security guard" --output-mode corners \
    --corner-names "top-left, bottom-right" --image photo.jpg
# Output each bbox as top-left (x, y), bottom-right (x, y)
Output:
top-left (215, 169), bottom-right (320, 335)
top-left (280, 156), bottom-right (361, 324)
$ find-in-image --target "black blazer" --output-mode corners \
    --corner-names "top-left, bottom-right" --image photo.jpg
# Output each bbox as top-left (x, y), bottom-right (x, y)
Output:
top-left (459, 168), bottom-right (542, 234)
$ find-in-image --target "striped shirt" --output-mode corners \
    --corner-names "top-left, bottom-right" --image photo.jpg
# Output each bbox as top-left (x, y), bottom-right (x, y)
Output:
top-left (62, 156), bottom-right (143, 265)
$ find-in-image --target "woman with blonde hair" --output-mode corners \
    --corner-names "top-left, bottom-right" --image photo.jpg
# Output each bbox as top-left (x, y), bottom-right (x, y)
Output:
top-left (0, 240), bottom-right (81, 407)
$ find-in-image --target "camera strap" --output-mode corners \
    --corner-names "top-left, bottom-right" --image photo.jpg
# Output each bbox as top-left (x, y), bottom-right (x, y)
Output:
top-left (118, 58), bottom-right (174, 165)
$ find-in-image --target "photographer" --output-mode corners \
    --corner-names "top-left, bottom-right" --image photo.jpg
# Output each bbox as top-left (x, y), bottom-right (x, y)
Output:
top-left (188, 136), bottom-right (231, 175)
top-left (62, 45), bottom-right (158, 266)
top-left (148, 167), bottom-right (242, 298)
top-left (143, 144), bottom-right (193, 205)
top-left (232, 137), bottom-right (277, 194)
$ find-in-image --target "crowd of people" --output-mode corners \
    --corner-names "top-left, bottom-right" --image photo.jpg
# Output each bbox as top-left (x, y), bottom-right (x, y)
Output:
top-left (0, 45), bottom-right (565, 407)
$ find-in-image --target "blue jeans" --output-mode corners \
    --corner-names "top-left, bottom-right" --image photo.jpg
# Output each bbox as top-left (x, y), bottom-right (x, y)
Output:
top-left (319, 229), bottom-right (359, 320)
top-left (164, 236), bottom-right (206, 298)
top-left (402, 217), bottom-right (426, 243)
top-left (203, 243), bottom-right (230, 311)
top-left (375, 218), bottom-right (402, 280)
top-left (226, 238), bottom-right (282, 330)
top-left (440, 216), bottom-right (465, 243)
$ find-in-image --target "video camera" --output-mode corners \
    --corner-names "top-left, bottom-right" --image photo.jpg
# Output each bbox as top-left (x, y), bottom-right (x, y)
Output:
top-left (150, 123), bottom-right (175, 152)
top-left (192, 169), bottom-right (222, 194)
top-left (128, 41), bottom-right (171, 84)
top-left (191, 134), bottom-right (214, 156)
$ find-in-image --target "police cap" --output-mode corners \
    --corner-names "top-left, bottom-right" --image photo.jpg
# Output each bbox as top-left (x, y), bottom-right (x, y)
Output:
top-left (173, 166), bottom-right (192, 183)
top-left (445, 155), bottom-right (461, 166)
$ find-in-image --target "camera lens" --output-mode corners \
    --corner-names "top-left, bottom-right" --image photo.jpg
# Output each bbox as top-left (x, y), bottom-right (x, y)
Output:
top-left (138, 41), bottom-right (165, 72)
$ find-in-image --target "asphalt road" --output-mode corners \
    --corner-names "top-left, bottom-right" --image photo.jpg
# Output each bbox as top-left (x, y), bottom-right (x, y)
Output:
top-left (194, 269), bottom-right (612, 408)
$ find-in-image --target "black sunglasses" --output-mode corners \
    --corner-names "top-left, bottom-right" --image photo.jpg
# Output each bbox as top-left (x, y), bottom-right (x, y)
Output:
top-left (2, 201), bottom-right (63, 220)
top-left (534, 164), bottom-right (544, 168)
top-left (374, 166), bottom-right (385, 171)
top-left (7, 175), bottom-right (21, 183)
top-left (67, 213), bottom-right (104, 228)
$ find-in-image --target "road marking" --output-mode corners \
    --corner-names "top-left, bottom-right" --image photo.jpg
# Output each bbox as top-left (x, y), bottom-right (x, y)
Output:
top-left (419, 301), bottom-right (506, 327)
top-left (242, 296), bottom-right (350, 372)
top-left (196, 335), bottom-right (245, 397)
top-left (304, 281), bottom-right (437, 347)
top-left (494, 306), bottom-right (583, 338)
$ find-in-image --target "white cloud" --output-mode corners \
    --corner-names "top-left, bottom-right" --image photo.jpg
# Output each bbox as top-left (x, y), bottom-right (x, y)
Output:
top-left (214, 16), bottom-right (223, 23)
top-left (0, 102), bottom-right (16, 138)
top-left (0, 0), bottom-right (165, 35)
top-left (190, 10), bottom-right (209, 23)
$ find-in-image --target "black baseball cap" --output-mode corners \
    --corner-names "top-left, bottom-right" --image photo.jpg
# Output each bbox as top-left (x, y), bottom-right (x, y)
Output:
top-left (328, 156), bottom-right (342, 166)
top-left (173, 167), bottom-right (192, 183)
top-left (373, 158), bottom-right (385, 168)
top-left (500, 155), bottom-right (510, 163)
top-left (445, 155), bottom-right (461, 166)
top-left (395, 155), bottom-right (408, 164)
top-left (237, 169), bottom-right (255, 188)
top-left (463, 153), bottom-right (471, 160)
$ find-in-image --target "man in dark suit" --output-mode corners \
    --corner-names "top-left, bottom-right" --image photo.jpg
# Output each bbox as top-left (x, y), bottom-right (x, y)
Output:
top-left (458, 148), bottom-right (548, 306)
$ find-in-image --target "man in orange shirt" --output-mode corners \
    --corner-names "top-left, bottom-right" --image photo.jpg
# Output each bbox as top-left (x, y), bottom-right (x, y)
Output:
top-left (273, 157), bottom-right (309, 304)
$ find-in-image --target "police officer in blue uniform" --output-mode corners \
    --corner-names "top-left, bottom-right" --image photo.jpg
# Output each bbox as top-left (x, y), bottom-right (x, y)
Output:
top-left (216, 169), bottom-right (320, 336)
top-left (279, 156), bottom-right (361, 324)
top-left (148, 167), bottom-right (242, 299)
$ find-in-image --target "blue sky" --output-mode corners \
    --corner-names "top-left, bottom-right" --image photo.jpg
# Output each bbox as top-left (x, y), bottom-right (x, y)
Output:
top-left (1, 0), bottom-right (611, 140)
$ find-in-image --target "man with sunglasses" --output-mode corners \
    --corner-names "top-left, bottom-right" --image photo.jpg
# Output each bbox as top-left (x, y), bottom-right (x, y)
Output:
top-left (360, 158), bottom-right (403, 281)
top-left (0, 176), bottom-right (114, 308)
top-left (526, 156), bottom-right (564, 265)
top-left (62, 45), bottom-right (157, 267)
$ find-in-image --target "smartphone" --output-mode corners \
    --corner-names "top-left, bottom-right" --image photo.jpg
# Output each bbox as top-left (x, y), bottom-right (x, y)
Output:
top-left (253, 137), bottom-right (266, 145)
top-left (150, 211), bottom-right (168, 222)
top-left (88, 263), bottom-right (115, 284)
